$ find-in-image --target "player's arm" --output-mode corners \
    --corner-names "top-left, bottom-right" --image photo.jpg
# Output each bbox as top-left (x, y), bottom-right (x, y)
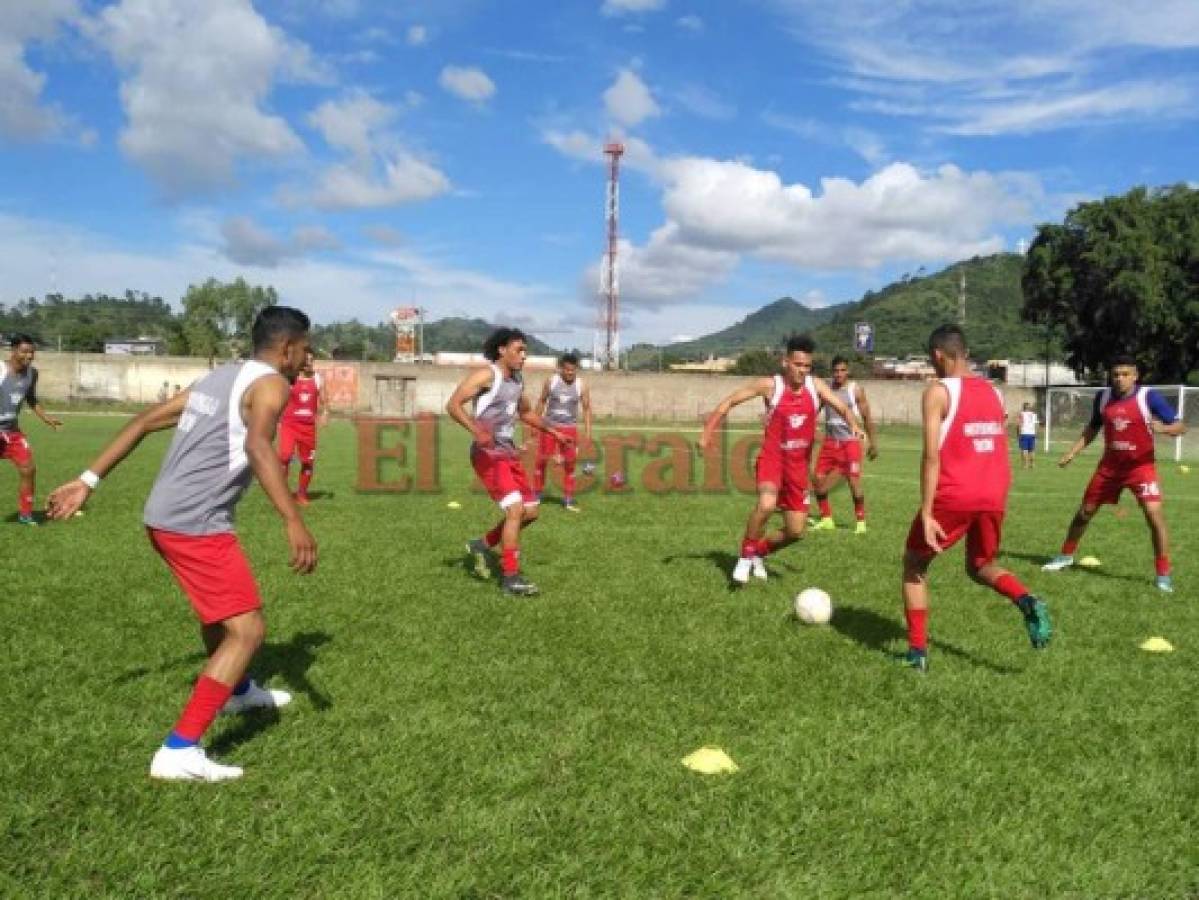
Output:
top-left (1147, 389), bottom-right (1187, 437)
top-left (518, 395), bottom-right (571, 442)
top-left (27, 373), bottom-right (62, 430)
top-left (445, 367), bottom-right (497, 445)
top-left (243, 375), bottom-right (316, 575)
top-left (814, 377), bottom-right (864, 439)
top-left (919, 383), bottom-right (949, 552)
top-left (45, 389), bottom-right (191, 518)
top-left (534, 379), bottom-right (550, 418)
top-left (1059, 398), bottom-right (1102, 467)
top-left (581, 382), bottom-right (593, 439)
top-left (699, 378), bottom-right (774, 450)
top-left (855, 383), bottom-right (878, 458)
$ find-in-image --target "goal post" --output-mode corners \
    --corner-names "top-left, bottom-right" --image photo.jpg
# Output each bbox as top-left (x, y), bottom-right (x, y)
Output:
top-left (1044, 385), bottom-right (1192, 460)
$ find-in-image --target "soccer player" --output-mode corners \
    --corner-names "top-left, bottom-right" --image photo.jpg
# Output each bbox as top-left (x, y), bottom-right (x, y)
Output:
top-left (1, 333), bottom-right (63, 525)
top-left (446, 327), bottom-right (572, 596)
top-left (1017, 401), bottom-right (1038, 469)
top-left (810, 355), bottom-right (878, 534)
top-left (277, 349), bottom-right (328, 505)
top-left (699, 334), bottom-right (862, 585)
top-left (1040, 355), bottom-right (1185, 592)
top-left (46, 307), bottom-right (318, 782)
top-left (534, 352), bottom-right (592, 511)
top-left (900, 325), bottom-right (1051, 672)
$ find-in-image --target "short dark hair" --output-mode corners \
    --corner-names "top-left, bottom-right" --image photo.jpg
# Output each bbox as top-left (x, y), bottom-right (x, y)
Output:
top-left (483, 327), bottom-right (527, 361)
top-left (928, 324), bottom-right (967, 359)
top-left (10, 332), bottom-right (35, 349)
top-left (559, 352), bottom-right (580, 367)
top-left (831, 355), bottom-right (849, 368)
top-left (1108, 354), bottom-right (1138, 370)
top-left (784, 333), bottom-right (815, 355)
top-left (251, 306), bottom-right (309, 352)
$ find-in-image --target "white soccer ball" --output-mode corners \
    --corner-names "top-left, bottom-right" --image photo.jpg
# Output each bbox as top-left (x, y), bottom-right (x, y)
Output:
top-left (793, 588), bottom-right (833, 625)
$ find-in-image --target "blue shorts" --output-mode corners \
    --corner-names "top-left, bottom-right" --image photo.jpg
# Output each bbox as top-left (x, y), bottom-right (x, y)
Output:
top-left (1018, 435), bottom-right (1036, 452)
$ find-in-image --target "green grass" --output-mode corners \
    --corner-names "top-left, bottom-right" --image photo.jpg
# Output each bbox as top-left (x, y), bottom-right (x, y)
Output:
top-left (3, 416), bottom-right (1197, 897)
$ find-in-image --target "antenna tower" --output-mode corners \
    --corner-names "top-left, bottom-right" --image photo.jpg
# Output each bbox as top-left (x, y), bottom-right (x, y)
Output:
top-left (600, 141), bottom-right (625, 370)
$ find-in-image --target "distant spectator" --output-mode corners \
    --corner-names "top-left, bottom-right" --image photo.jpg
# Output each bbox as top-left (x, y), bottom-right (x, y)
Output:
top-left (158, 381), bottom-right (170, 403)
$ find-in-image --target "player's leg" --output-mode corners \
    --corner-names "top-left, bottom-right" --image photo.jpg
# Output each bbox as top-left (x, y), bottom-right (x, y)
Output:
top-left (497, 460), bottom-right (540, 595)
top-left (15, 456), bottom-right (36, 524)
top-left (1139, 499), bottom-right (1173, 591)
top-left (811, 444), bottom-right (840, 529)
top-left (965, 514), bottom-right (1051, 649)
top-left (1043, 501), bottom-right (1098, 570)
top-left (735, 488), bottom-right (778, 584)
top-left (561, 426), bottom-right (579, 509)
top-left (296, 435), bottom-right (316, 503)
top-left (847, 474), bottom-right (866, 533)
top-left (901, 548), bottom-right (932, 672)
top-left (277, 427), bottom-right (297, 491)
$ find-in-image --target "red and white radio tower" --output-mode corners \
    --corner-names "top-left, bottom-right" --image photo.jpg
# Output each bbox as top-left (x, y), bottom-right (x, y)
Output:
top-left (599, 141), bottom-right (624, 370)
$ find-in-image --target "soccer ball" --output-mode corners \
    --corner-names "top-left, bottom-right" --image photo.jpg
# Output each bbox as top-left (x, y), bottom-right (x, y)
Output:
top-left (793, 588), bottom-right (833, 625)
top-left (581, 461), bottom-right (597, 476)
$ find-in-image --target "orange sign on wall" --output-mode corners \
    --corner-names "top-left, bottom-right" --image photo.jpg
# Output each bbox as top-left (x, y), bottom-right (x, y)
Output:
top-left (317, 364), bottom-right (359, 411)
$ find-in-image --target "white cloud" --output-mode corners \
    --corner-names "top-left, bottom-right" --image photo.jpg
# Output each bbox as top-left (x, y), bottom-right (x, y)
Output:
top-left (672, 84), bottom-right (734, 121)
top-left (220, 216), bottom-right (339, 267)
top-left (307, 157), bottom-right (451, 210)
top-left (0, 0), bottom-right (79, 140)
top-left (604, 69), bottom-right (660, 127)
top-left (601, 0), bottom-right (667, 15)
top-left (541, 128), bottom-right (662, 177)
top-left (90, 0), bottom-right (320, 196)
top-left (406, 24), bottom-right (428, 46)
top-left (676, 14), bottom-right (704, 32)
top-left (439, 65), bottom-right (496, 103)
top-left (308, 91), bottom-right (396, 163)
top-left (762, 111), bottom-right (887, 165)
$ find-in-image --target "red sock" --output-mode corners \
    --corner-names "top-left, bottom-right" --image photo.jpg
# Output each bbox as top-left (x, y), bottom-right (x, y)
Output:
top-left (818, 496), bottom-right (832, 518)
top-left (535, 461), bottom-right (547, 494)
top-left (1155, 556), bottom-right (1171, 577)
top-left (740, 538), bottom-right (758, 559)
top-left (298, 465), bottom-right (313, 497)
top-left (854, 498), bottom-right (865, 521)
top-left (18, 490), bottom-right (33, 517)
top-left (484, 524), bottom-right (503, 548)
top-left (756, 538), bottom-right (771, 558)
top-left (501, 547), bottom-right (520, 576)
top-left (905, 607), bottom-right (928, 652)
top-left (1061, 539), bottom-right (1079, 555)
top-left (172, 675), bottom-right (234, 743)
top-left (563, 463), bottom-right (575, 500)
top-left (992, 573), bottom-right (1029, 602)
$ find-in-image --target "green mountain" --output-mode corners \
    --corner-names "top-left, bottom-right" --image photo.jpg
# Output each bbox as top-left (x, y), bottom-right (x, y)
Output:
top-left (668, 297), bottom-right (844, 357)
top-left (422, 317), bottom-right (557, 355)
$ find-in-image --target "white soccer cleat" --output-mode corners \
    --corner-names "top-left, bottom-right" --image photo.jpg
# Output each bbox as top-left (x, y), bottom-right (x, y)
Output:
top-left (1041, 554), bottom-right (1075, 572)
top-left (150, 745), bottom-right (244, 782)
top-left (732, 557), bottom-right (753, 584)
top-left (221, 681), bottom-right (292, 715)
top-left (750, 556), bottom-right (768, 580)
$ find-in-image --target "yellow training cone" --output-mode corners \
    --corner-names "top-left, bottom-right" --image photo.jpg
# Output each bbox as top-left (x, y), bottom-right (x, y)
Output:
top-left (681, 747), bottom-right (739, 775)
top-left (1180, 465), bottom-right (1191, 474)
top-left (1140, 637), bottom-right (1174, 653)
top-left (1078, 556), bottom-right (1101, 568)
top-left (446, 501), bottom-right (462, 509)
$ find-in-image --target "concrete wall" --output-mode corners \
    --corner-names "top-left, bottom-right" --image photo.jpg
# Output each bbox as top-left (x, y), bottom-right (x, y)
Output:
top-left (32, 352), bottom-right (1039, 424)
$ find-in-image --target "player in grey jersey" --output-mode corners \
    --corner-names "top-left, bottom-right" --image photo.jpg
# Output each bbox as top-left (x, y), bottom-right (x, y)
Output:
top-left (446, 327), bottom-right (573, 596)
top-left (534, 352), bottom-right (592, 510)
top-left (1, 333), bottom-right (63, 525)
top-left (810, 356), bottom-right (878, 534)
top-left (47, 308), bottom-right (317, 783)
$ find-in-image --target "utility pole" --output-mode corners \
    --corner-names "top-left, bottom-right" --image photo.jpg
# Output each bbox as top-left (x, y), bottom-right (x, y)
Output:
top-left (599, 141), bottom-right (624, 370)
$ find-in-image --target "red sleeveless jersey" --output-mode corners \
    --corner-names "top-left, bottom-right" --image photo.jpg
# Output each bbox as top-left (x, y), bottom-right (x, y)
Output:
top-left (762, 375), bottom-right (819, 456)
top-left (1097, 387), bottom-right (1156, 470)
top-left (281, 374), bottom-right (322, 427)
top-left (934, 377), bottom-right (1010, 512)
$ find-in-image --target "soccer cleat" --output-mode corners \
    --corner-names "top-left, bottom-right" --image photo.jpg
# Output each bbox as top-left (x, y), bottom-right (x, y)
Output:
top-left (466, 539), bottom-right (492, 579)
top-left (150, 745), bottom-right (243, 782)
top-left (17, 514), bottom-right (37, 527)
top-left (294, 494), bottom-right (310, 507)
top-left (854, 521), bottom-right (867, 535)
top-left (732, 557), bottom-right (753, 584)
top-left (563, 499), bottom-right (580, 513)
top-left (899, 649), bottom-right (928, 673)
top-left (750, 556), bottom-right (768, 580)
top-left (501, 573), bottom-right (539, 596)
top-left (1156, 575), bottom-right (1174, 593)
top-left (1016, 595), bottom-right (1052, 649)
top-left (810, 517), bottom-right (835, 532)
top-left (221, 681), bottom-right (292, 715)
top-left (1041, 554), bottom-right (1074, 572)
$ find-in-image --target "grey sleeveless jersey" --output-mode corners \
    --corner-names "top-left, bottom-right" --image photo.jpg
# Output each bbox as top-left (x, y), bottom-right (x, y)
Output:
top-left (473, 364), bottom-right (523, 456)
top-left (823, 381), bottom-right (861, 440)
top-left (544, 374), bottom-right (581, 426)
top-left (144, 361), bottom-right (279, 535)
top-left (0, 365), bottom-right (37, 431)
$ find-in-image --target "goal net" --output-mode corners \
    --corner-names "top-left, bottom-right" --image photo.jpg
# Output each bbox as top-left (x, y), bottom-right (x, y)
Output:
top-left (1044, 385), bottom-right (1197, 461)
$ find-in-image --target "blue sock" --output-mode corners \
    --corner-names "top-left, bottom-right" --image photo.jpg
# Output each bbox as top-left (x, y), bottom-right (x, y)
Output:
top-left (163, 731), bottom-right (198, 749)
top-left (233, 678), bottom-right (252, 696)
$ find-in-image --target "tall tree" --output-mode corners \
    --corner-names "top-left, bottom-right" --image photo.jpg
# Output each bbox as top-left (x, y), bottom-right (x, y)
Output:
top-left (180, 277), bottom-right (277, 361)
top-left (1022, 184), bottom-right (1199, 381)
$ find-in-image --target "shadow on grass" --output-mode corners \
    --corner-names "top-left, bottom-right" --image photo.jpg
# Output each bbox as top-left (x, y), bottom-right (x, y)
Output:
top-left (302, 490), bottom-right (335, 501)
top-left (5, 511), bottom-right (45, 525)
top-left (998, 549), bottom-right (1146, 584)
top-left (832, 604), bottom-right (1019, 675)
top-left (441, 551), bottom-right (497, 582)
top-left (662, 548), bottom-right (801, 594)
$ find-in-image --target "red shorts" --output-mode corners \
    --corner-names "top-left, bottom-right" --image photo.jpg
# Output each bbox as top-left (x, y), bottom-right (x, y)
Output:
top-left (472, 447), bottom-right (538, 509)
top-left (537, 424), bottom-right (578, 465)
top-left (815, 438), bottom-right (863, 478)
top-left (147, 528), bottom-right (262, 625)
top-left (755, 450), bottom-right (809, 512)
top-left (278, 423), bottom-right (316, 466)
top-left (905, 508), bottom-right (1004, 568)
top-left (0, 430), bottom-right (32, 466)
top-left (1083, 463), bottom-right (1162, 507)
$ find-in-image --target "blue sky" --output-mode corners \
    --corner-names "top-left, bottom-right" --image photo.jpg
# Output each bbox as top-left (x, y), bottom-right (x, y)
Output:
top-left (1, 0), bottom-right (1196, 350)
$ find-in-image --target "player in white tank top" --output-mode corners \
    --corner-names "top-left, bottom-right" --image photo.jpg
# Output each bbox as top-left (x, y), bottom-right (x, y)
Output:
top-left (810, 356), bottom-right (878, 534)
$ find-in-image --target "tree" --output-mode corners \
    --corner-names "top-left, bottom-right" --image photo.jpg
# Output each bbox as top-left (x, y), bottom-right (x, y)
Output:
top-left (731, 350), bottom-right (779, 376)
top-left (180, 277), bottom-right (278, 361)
top-left (1022, 184), bottom-right (1199, 382)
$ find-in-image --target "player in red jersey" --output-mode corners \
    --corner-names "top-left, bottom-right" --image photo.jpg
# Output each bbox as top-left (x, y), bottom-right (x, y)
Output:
top-left (901, 325), bottom-right (1051, 672)
top-left (277, 350), bottom-right (328, 505)
top-left (1041, 355), bottom-right (1186, 592)
top-left (700, 334), bottom-right (862, 585)
top-left (810, 355), bottom-right (878, 534)
top-left (1, 334), bottom-right (64, 525)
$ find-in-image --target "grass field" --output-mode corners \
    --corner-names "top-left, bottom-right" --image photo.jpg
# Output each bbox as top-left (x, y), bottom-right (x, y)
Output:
top-left (3, 416), bottom-right (1197, 897)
